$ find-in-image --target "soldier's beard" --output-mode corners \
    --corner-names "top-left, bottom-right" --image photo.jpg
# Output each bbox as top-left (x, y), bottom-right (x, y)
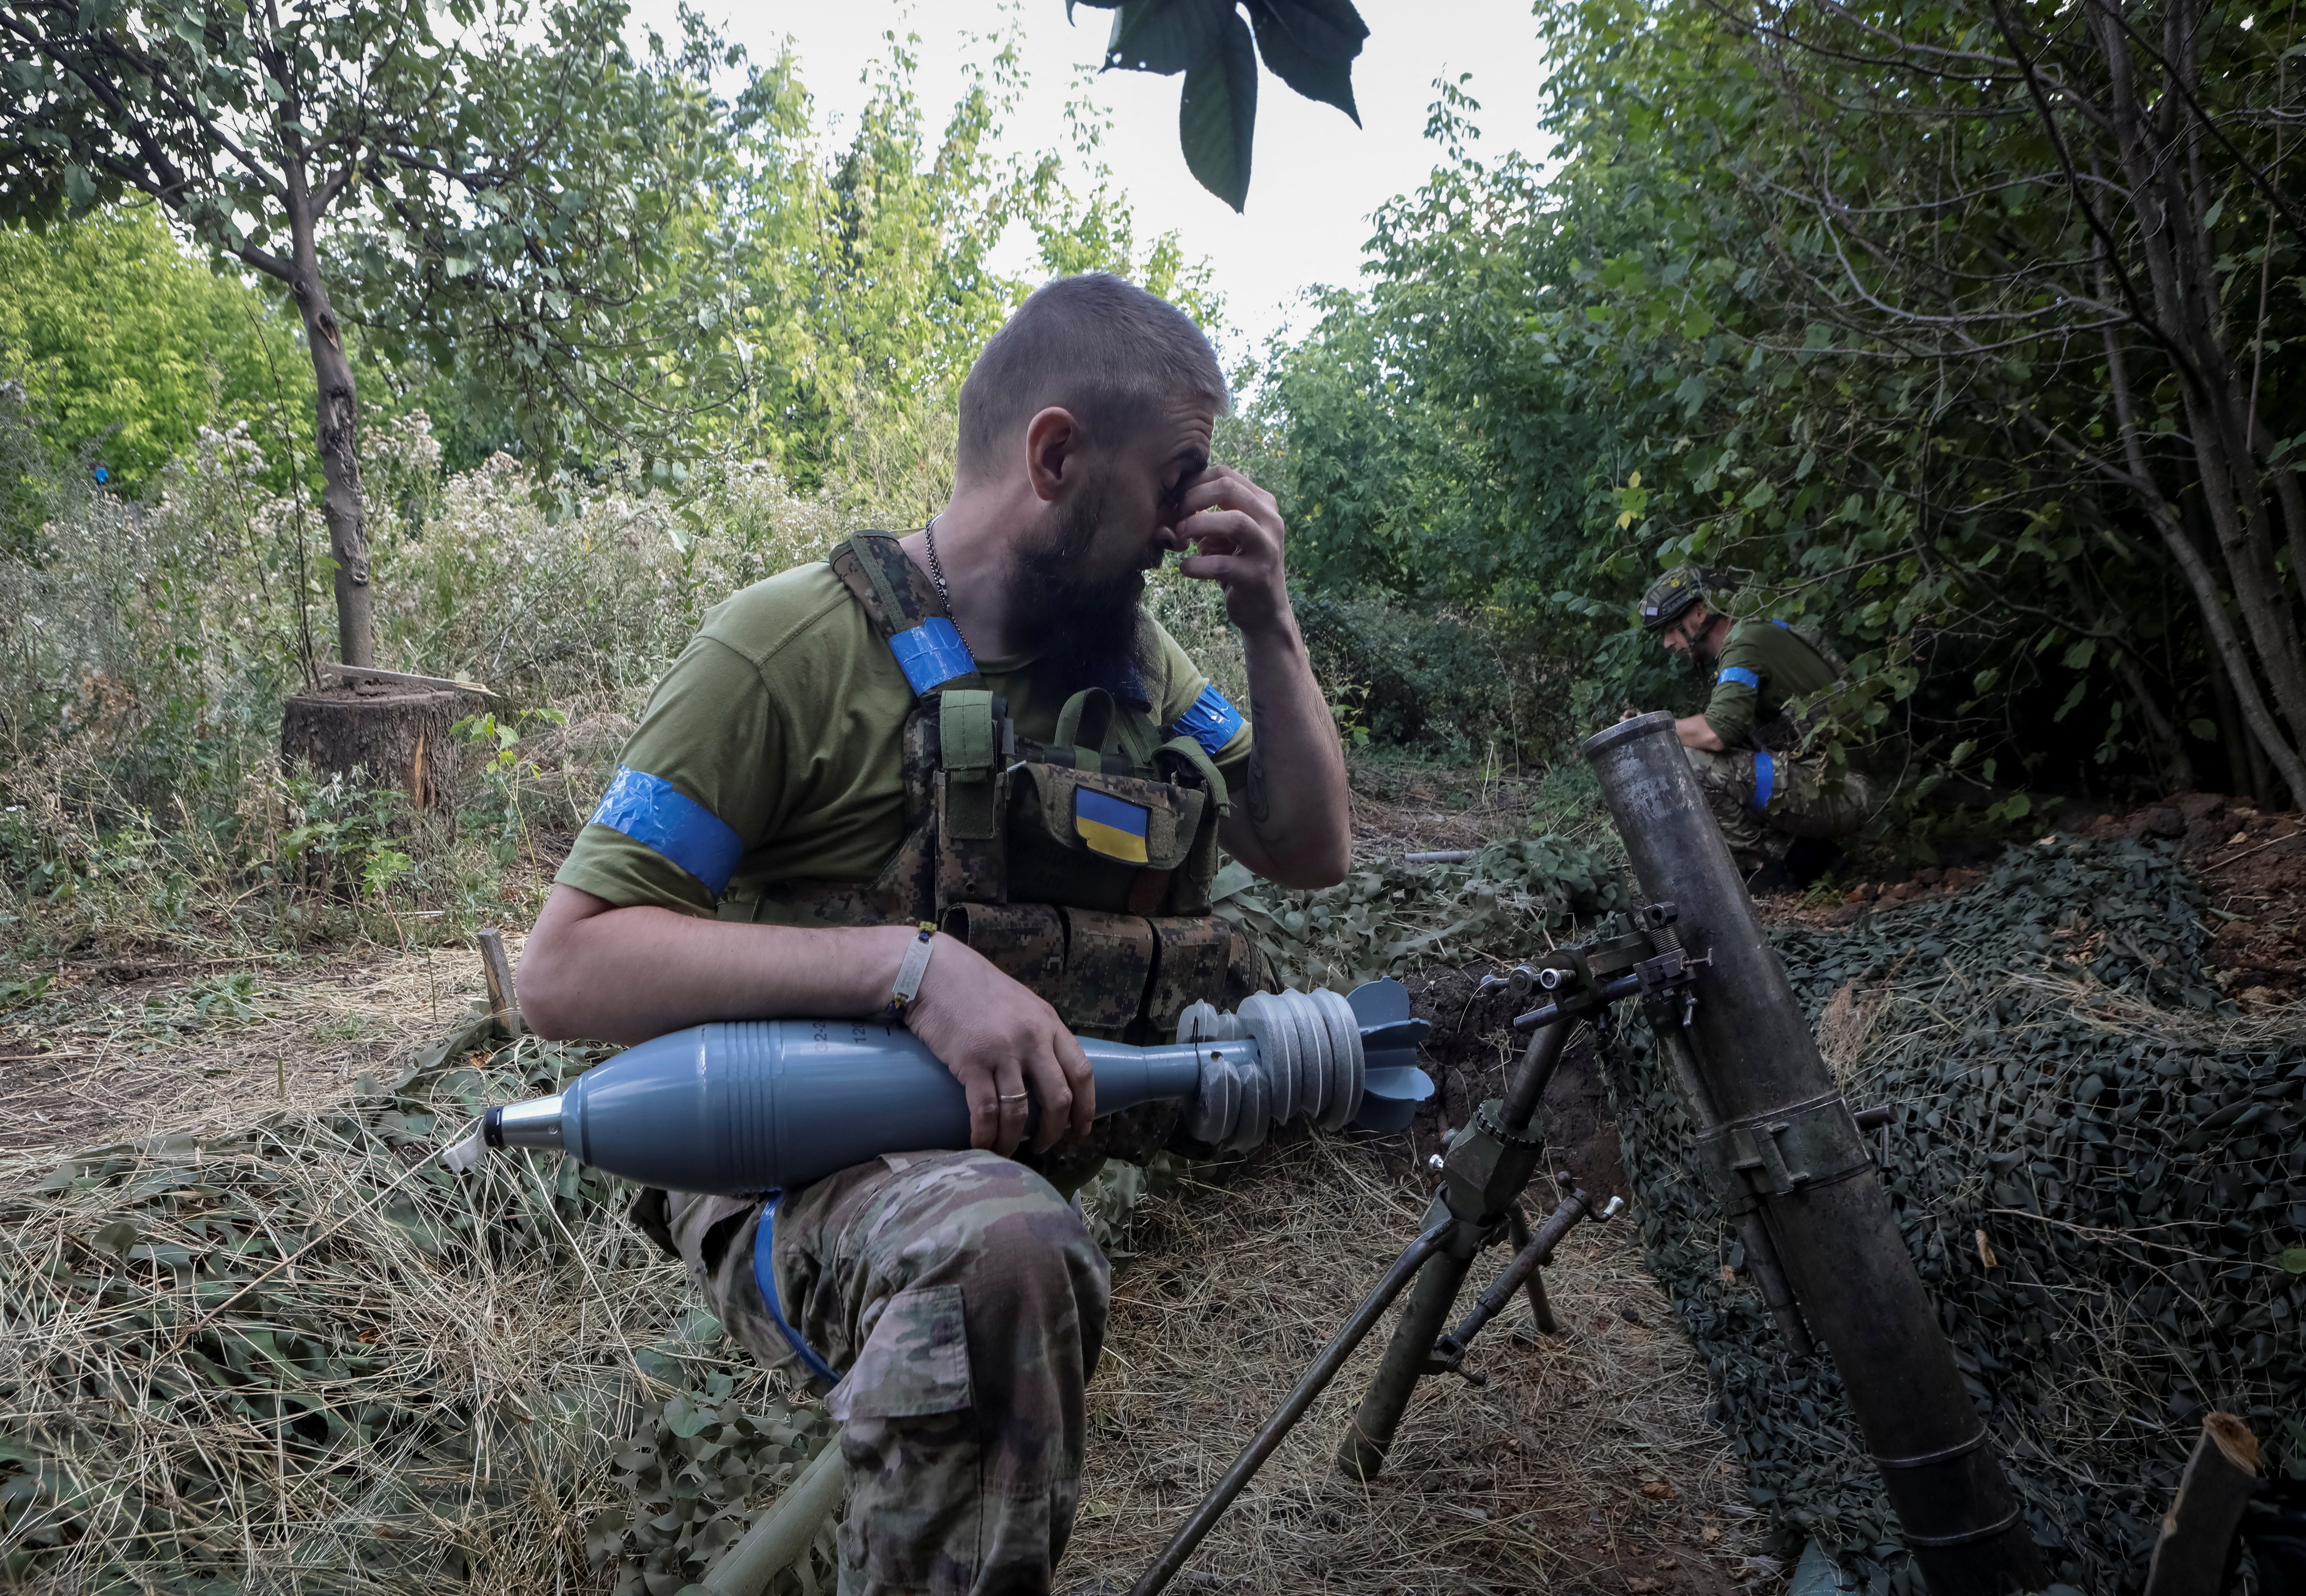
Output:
top-left (1012, 478), bottom-right (1153, 699)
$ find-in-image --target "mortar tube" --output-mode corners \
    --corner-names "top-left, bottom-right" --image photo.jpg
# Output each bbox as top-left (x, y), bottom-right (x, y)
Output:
top-left (1584, 714), bottom-right (2044, 1595)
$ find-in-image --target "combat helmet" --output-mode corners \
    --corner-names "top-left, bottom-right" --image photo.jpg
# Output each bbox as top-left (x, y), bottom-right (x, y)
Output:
top-left (1639, 566), bottom-right (1706, 631)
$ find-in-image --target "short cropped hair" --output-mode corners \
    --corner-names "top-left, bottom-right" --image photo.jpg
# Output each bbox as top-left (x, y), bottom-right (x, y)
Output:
top-left (955, 274), bottom-right (1227, 485)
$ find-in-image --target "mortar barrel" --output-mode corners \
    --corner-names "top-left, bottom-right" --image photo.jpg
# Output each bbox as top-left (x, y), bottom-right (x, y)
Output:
top-left (1581, 712), bottom-right (2045, 1594)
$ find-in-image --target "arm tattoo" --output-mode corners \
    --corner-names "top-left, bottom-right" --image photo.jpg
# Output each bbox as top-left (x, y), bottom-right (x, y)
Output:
top-left (1245, 698), bottom-right (1274, 829)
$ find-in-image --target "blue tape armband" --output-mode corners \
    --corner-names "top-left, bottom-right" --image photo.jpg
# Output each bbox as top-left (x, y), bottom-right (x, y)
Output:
top-left (588, 766), bottom-right (746, 896)
top-left (1751, 748), bottom-right (1776, 812)
top-left (1170, 684), bottom-right (1245, 758)
top-left (888, 618), bottom-right (976, 695)
top-left (1718, 665), bottom-right (1762, 690)
top-left (755, 1190), bottom-right (842, 1388)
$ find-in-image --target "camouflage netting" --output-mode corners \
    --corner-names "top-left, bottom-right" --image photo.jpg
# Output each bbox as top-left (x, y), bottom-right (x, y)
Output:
top-left (1596, 836), bottom-right (2306, 1591)
top-left (0, 1012), bottom-right (835, 1596)
top-left (1220, 835), bottom-right (1628, 989)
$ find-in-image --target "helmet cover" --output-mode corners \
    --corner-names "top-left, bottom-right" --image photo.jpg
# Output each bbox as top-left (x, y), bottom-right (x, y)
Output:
top-left (1639, 567), bottom-right (1706, 631)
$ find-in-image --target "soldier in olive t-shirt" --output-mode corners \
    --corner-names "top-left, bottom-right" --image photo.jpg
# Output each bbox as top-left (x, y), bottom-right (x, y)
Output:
top-left (1629, 566), bottom-right (1872, 879)
top-left (1697, 616), bottom-right (1841, 750)
top-left (554, 560), bottom-right (1252, 918)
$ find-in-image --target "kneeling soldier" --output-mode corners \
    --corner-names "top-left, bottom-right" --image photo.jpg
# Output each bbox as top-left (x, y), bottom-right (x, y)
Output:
top-left (1627, 567), bottom-right (1873, 882)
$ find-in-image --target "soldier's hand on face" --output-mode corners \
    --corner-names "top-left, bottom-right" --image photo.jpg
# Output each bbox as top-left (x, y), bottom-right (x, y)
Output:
top-left (1169, 465), bottom-right (1289, 633)
top-left (900, 936), bottom-right (1096, 1158)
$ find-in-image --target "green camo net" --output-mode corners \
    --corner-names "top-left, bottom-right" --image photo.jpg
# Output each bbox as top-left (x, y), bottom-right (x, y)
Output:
top-left (1597, 836), bottom-right (2304, 1591)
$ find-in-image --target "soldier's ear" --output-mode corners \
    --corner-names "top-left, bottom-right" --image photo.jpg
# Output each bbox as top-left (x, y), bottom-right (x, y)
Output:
top-left (1024, 407), bottom-right (1084, 503)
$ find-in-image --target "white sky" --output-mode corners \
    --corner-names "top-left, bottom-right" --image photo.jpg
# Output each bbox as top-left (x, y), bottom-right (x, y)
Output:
top-left (630, 1), bottom-right (1555, 354)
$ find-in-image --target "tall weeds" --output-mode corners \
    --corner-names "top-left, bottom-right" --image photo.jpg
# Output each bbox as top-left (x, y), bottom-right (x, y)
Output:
top-left (0, 420), bottom-right (847, 963)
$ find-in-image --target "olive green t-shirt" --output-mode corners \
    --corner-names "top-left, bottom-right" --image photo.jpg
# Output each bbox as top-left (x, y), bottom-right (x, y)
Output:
top-left (1701, 618), bottom-right (1839, 748)
top-left (555, 560), bottom-right (1253, 916)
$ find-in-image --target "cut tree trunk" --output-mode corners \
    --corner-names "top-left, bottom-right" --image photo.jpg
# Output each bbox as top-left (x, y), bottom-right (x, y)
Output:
top-left (280, 684), bottom-right (461, 811)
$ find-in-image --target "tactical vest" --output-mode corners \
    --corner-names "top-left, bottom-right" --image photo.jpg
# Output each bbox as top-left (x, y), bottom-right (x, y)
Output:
top-left (717, 532), bottom-right (1267, 1061)
top-left (1746, 618), bottom-right (1852, 755)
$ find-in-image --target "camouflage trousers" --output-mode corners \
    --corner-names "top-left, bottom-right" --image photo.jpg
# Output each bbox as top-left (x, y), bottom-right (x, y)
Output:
top-left (1685, 746), bottom-right (1874, 872)
top-left (666, 1152), bottom-right (1111, 1596)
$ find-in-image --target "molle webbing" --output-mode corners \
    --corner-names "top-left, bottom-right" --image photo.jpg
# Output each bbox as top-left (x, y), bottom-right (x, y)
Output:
top-left (761, 530), bottom-right (1248, 1040)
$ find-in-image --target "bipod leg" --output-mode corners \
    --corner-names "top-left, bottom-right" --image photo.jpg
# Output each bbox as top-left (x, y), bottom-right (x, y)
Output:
top-left (1332, 1216), bottom-right (1485, 1481)
top-left (1432, 1185), bottom-right (1622, 1382)
top-left (1336, 1019), bottom-right (1572, 1482)
top-left (1130, 1219), bottom-right (1453, 1596)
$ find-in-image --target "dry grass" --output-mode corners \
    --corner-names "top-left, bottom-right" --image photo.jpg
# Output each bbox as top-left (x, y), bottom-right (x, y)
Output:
top-left (1064, 1136), bottom-right (1773, 1595)
top-left (0, 1026), bottom-right (719, 1592)
top-left (0, 937), bottom-right (519, 1186)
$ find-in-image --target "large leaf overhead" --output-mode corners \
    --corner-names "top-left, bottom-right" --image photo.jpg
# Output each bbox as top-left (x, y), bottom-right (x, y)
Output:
top-left (1104, 0), bottom-right (1234, 74)
top-left (1245, 0), bottom-right (1366, 124)
top-left (1078, 0), bottom-right (1366, 211)
top-left (1178, 10), bottom-right (1258, 212)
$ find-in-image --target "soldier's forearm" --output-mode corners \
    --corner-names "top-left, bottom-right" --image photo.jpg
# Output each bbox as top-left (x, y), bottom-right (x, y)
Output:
top-left (1676, 714), bottom-right (1727, 752)
top-left (1218, 616), bottom-right (1351, 889)
top-left (521, 885), bottom-right (919, 1045)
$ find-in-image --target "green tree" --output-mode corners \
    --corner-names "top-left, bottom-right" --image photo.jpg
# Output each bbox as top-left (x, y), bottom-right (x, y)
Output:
top-left (0, 204), bottom-right (309, 502)
top-left (1266, 0), bottom-right (2306, 807)
top-left (0, 0), bottom-right (725, 669)
top-left (1523, 0), bottom-right (2306, 804)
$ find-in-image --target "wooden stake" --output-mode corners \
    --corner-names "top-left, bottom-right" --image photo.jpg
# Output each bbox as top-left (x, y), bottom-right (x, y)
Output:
top-left (2144, 1412), bottom-right (2259, 1596)
top-left (477, 929), bottom-right (523, 1036)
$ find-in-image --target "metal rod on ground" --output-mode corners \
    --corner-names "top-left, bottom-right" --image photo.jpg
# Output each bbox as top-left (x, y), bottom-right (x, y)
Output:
top-left (1404, 849), bottom-right (1474, 864)
top-left (1582, 713), bottom-right (2046, 1595)
top-left (699, 1440), bottom-right (848, 1596)
top-left (1131, 1220), bottom-right (1453, 1596)
top-left (476, 928), bottom-right (522, 1036)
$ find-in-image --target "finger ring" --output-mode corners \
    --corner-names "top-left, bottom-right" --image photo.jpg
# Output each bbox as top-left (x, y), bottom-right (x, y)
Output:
top-left (998, 1091), bottom-right (1030, 1103)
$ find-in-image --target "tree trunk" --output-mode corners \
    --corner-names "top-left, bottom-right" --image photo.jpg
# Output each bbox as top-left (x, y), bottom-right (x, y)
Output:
top-left (280, 684), bottom-right (461, 811)
top-left (284, 174), bottom-right (373, 670)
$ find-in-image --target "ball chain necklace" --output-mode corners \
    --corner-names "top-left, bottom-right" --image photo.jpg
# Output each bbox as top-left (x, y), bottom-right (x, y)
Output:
top-left (923, 513), bottom-right (974, 659)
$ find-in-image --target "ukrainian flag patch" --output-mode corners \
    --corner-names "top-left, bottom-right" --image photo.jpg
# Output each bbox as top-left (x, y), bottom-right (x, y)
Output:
top-left (1075, 787), bottom-right (1150, 864)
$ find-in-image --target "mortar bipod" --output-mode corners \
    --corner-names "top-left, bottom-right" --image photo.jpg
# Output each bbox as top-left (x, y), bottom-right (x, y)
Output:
top-left (1334, 913), bottom-right (1705, 1485)
top-left (1126, 1181), bottom-right (1616, 1596)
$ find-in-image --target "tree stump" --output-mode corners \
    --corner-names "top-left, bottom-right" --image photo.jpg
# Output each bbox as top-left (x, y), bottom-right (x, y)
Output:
top-left (279, 683), bottom-right (462, 810)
